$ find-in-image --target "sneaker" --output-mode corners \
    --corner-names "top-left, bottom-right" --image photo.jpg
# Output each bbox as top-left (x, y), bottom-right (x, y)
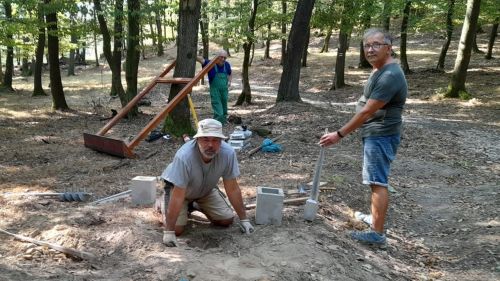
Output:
top-left (354, 211), bottom-right (373, 226)
top-left (351, 229), bottom-right (387, 247)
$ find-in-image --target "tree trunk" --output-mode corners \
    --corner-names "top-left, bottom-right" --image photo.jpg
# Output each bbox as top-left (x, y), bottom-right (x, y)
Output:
top-left (236, 0), bottom-right (258, 106)
top-left (45, 0), bottom-right (69, 110)
top-left (93, 9), bottom-right (100, 67)
top-left (302, 27), bottom-right (310, 67)
top-left (400, 0), bottom-right (412, 74)
top-left (155, 0), bottom-right (164, 57)
top-left (125, 0), bottom-right (141, 118)
top-left (164, 0), bottom-right (201, 136)
top-left (276, 0), bottom-right (316, 102)
top-left (200, 1), bottom-right (209, 85)
top-left (68, 12), bottom-right (77, 76)
top-left (0, 49), bottom-right (4, 82)
top-left (280, 0), bottom-right (287, 66)
top-left (320, 28), bottom-right (332, 53)
top-left (94, 0), bottom-right (126, 105)
top-left (436, 0), bottom-right (455, 71)
top-left (33, 3), bottom-right (47, 96)
top-left (485, 18), bottom-right (498, 59)
top-left (382, 0), bottom-right (392, 30)
top-left (149, 17), bottom-right (157, 46)
top-left (472, 25), bottom-right (484, 53)
top-left (264, 21), bottom-right (271, 59)
top-left (2, 1), bottom-right (14, 91)
top-left (358, 3), bottom-right (372, 68)
top-left (446, 0), bottom-right (481, 98)
top-left (332, 30), bottom-right (349, 90)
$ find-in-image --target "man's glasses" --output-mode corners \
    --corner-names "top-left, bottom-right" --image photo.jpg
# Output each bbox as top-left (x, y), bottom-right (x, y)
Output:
top-left (363, 43), bottom-right (389, 50)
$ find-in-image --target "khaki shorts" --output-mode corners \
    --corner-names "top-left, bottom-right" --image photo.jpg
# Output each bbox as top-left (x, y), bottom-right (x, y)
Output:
top-left (175, 188), bottom-right (234, 226)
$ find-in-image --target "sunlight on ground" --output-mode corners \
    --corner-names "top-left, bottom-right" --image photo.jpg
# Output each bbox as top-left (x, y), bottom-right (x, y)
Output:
top-left (0, 108), bottom-right (37, 118)
top-left (407, 50), bottom-right (439, 55)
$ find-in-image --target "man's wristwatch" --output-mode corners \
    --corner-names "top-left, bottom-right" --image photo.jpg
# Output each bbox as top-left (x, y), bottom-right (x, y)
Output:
top-left (337, 130), bottom-right (344, 138)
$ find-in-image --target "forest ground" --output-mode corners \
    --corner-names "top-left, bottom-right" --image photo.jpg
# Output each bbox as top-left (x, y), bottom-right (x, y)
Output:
top-left (0, 30), bottom-right (498, 281)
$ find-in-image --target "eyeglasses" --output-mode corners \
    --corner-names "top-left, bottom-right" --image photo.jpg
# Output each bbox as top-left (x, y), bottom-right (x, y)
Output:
top-left (363, 43), bottom-right (389, 50)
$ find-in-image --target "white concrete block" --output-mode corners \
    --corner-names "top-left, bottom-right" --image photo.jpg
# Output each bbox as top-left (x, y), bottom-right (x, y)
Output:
top-left (255, 186), bottom-right (284, 225)
top-left (131, 176), bottom-right (157, 206)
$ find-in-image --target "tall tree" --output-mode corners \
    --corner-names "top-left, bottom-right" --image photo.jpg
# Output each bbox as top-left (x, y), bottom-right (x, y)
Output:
top-left (125, 0), bottom-right (141, 117)
top-left (382, 0), bottom-right (392, 30)
top-left (276, 0), bottom-right (316, 102)
top-left (2, 0), bottom-right (14, 91)
top-left (358, 1), bottom-right (373, 68)
top-left (154, 0), bottom-right (164, 56)
top-left (33, 1), bottom-right (47, 96)
top-left (93, 0), bottom-right (126, 106)
top-left (45, 0), bottom-right (69, 110)
top-left (436, 0), bottom-right (455, 71)
top-left (446, 0), bottom-right (482, 98)
top-left (485, 17), bottom-right (498, 59)
top-left (400, 0), bottom-right (412, 74)
top-left (164, 0), bottom-right (201, 135)
top-left (280, 0), bottom-right (287, 66)
top-left (332, 0), bottom-right (354, 90)
top-left (235, 0), bottom-right (259, 106)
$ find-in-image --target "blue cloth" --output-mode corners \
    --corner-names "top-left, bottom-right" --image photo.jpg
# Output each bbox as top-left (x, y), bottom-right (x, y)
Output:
top-left (362, 134), bottom-right (400, 188)
top-left (261, 138), bottom-right (282, 153)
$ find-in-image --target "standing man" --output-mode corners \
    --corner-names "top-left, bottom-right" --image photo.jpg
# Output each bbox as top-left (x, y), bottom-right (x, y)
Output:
top-left (319, 28), bottom-right (407, 247)
top-left (197, 50), bottom-right (232, 124)
top-left (160, 118), bottom-right (254, 247)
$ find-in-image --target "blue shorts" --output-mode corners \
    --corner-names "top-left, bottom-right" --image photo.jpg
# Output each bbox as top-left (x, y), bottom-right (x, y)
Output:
top-left (362, 135), bottom-right (400, 188)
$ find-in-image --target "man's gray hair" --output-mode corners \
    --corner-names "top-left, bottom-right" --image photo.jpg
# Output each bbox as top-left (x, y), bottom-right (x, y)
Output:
top-left (363, 28), bottom-right (393, 45)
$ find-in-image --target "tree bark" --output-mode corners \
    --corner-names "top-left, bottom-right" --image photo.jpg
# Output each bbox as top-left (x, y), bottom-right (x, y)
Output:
top-left (92, 9), bottom-right (100, 67)
top-left (302, 27), bottom-right (310, 67)
top-left (68, 12), bottom-right (77, 76)
top-left (236, 0), bottom-right (258, 106)
top-left (164, 0), bottom-right (201, 136)
top-left (93, 0), bottom-right (126, 105)
top-left (400, 0), bottom-right (412, 74)
top-left (276, 0), bottom-right (316, 102)
top-left (125, 0), bottom-right (141, 118)
top-left (320, 28), bottom-right (332, 53)
top-left (436, 0), bottom-right (455, 71)
top-left (485, 18), bottom-right (498, 59)
top-left (382, 0), bottom-right (392, 30)
top-left (264, 22), bottom-right (271, 59)
top-left (33, 3), bottom-right (47, 96)
top-left (332, 30), bottom-right (349, 90)
top-left (358, 2), bottom-right (372, 68)
top-left (446, 0), bottom-right (482, 98)
top-left (45, 0), bottom-right (69, 110)
top-left (155, 0), bottom-right (164, 57)
top-left (472, 25), bottom-right (484, 53)
top-left (280, 0), bottom-right (287, 66)
top-left (2, 0), bottom-right (14, 91)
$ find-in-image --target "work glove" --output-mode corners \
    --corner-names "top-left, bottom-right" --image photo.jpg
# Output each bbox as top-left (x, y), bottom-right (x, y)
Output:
top-left (239, 219), bottom-right (255, 234)
top-left (163, 230), bottom-right (177, 247)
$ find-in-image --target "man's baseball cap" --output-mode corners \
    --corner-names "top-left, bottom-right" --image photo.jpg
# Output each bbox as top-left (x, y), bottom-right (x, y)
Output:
top-left (193, 119), bottom-right (227, 139)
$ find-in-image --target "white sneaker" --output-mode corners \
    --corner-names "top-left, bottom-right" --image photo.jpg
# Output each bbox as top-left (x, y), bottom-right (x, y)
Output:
top-left (354, 211), bottom-right (372, 226)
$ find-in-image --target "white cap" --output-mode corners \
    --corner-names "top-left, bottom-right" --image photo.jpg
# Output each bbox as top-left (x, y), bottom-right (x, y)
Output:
top-left (193, 119), bottom-right (227, 139)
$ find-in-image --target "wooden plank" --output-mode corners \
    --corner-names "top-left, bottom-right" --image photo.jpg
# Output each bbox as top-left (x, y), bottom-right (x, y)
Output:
top-left (156, 77), bottom-right (192, 84)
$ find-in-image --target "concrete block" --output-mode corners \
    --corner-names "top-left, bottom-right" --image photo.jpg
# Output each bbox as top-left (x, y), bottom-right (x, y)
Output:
top-left (131, 176), bottom-right (157, 206)
top-left (255, 186), bottom-right (284, 225)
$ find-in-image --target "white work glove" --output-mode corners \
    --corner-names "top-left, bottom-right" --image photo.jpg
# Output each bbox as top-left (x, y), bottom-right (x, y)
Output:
top-left (239, 219), bottom-right (255, 234)
top-left (163, 230), bottom-right (177, 247)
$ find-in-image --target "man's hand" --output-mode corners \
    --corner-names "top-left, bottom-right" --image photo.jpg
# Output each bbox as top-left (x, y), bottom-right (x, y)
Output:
top-left (163, 230), bottom-right (177, 247)
top-left (239, 219), bottom-right (255, 234)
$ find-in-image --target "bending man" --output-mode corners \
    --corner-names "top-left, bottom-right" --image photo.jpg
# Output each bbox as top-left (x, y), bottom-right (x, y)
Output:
top-left (160, 118), bottom-right (254, 247)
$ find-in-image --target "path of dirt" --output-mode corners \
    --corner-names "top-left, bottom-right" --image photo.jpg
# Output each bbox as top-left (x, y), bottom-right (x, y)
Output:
top-left (0, 31), bottom-right (499, 281)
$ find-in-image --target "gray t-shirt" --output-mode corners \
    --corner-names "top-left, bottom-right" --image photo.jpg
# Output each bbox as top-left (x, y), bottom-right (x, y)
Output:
top-left (356, 63), bottom-right (407, 137)
top-left (160, 140), bottom-right (240, 200)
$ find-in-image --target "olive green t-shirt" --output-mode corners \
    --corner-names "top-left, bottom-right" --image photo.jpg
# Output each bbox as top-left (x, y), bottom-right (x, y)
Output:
top-left (356, 63), bottom-right (408, 137)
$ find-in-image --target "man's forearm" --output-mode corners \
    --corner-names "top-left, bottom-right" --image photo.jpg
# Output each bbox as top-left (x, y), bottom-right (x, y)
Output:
top-left (165, 187), bottom-right (186, 231)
